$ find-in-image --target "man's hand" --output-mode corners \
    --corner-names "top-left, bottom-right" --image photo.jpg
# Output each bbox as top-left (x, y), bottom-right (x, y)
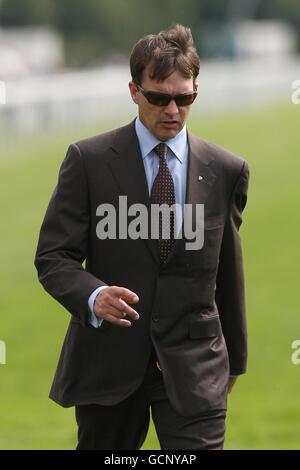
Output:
top-left (227, 377), bottom-right (237, 394)
top-left (93, 286), bottom-right (140, 327)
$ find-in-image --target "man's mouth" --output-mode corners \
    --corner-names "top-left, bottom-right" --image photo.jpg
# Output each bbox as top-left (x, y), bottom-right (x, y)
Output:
top-left (160, 120), bottom-right (179, 128)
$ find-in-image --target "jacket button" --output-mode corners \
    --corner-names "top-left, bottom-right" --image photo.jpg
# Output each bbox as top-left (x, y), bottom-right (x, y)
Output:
top-left (152, 315), bottom-right (159, 322)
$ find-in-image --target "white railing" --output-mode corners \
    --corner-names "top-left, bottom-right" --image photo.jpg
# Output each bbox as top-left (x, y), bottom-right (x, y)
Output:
top-left (0, 57), bottom-right (299, 139)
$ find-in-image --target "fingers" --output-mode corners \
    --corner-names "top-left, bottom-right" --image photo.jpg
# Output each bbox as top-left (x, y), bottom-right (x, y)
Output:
top-left (111, 286), bottom-right (139, 304)
top-left (101, 313), bottom-right (132, 328)
top-left (94, 286), bottom-right (140, 327)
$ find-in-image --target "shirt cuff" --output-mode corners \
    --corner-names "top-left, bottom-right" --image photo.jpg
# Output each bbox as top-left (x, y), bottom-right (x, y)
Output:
top-left (88, 286), bottom-right (109, 328)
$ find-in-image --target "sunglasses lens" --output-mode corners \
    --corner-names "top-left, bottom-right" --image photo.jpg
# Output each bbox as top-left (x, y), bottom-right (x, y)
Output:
top-left (147, 93), bottom-right (170, 106)
top-left (175, 93), bottom-right (197, 106)
top-left (138, 84), bottom-right (197, 107)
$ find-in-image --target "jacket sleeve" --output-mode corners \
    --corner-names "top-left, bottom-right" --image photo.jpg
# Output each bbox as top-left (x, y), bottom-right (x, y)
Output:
top-left (215, 160), bottom-right (250, 375)
top-left (34, 143), bottom-right (105, 326)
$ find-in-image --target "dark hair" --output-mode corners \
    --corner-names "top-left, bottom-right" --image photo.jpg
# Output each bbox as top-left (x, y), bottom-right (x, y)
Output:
top-left (130, 24), bottom-right (200, 86)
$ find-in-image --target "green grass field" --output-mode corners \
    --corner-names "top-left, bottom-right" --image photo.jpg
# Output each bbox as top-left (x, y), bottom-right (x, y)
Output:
top-left (0, 102), bottom-right (299, 450)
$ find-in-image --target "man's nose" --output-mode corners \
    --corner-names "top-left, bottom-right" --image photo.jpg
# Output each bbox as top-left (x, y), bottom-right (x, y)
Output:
top-left (164, 98), bottom-right (179, 115)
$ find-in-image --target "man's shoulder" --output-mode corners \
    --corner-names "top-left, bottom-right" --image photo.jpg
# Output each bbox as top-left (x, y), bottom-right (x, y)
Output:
top-left (188, 130), bottom-right (247, 174)
top-left (72, 120), bottom-right (136, 157)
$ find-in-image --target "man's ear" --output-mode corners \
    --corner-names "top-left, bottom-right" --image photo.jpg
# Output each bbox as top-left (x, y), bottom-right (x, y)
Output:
top-left (129, 81), bottom-right (139, 104)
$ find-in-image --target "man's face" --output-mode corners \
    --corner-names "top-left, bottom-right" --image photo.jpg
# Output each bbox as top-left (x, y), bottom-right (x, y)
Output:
top-left (129, 66), bottom-right (197, 141)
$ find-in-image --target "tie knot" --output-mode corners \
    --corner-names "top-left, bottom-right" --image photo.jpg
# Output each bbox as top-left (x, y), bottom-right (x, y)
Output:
top-left (154, 143), bottom-right (167, 161)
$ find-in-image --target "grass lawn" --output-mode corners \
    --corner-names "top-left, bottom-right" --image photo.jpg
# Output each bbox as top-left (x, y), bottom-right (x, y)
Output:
top-left (0, 102), bottom-right (299, 449)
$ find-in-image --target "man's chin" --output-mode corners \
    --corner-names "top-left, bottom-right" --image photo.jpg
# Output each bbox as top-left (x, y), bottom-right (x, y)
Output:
top-left (155, 127), bottom-right (180, 141)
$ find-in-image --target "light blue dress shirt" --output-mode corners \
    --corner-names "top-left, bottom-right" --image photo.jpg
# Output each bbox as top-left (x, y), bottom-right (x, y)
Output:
top-left (88, 116), bottom-right (189, 328)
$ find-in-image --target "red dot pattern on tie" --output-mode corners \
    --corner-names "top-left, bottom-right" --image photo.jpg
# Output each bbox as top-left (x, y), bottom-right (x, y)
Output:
top-left (150, 143), bottom-right (176, 264)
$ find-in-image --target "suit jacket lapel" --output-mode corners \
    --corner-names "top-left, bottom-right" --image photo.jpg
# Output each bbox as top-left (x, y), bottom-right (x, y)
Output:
top-left (107, 120), bottom-right (160, 264)
top-left (185, 130), bottom-right (217, 216)
top-left (166, 130), bottom-right (217, 264)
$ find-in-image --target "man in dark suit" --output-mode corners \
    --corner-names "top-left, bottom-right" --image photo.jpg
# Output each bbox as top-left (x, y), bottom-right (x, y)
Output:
top-left (35, 24), bottom-right (249, 450)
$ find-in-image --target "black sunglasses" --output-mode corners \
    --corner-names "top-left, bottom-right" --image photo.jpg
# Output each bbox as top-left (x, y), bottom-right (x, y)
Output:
top-left (135, 83), bottom-right (198, 107)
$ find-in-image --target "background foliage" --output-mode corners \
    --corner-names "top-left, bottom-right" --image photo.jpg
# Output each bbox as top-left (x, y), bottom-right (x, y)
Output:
top-left (1, 0), bottom-right (300, 65)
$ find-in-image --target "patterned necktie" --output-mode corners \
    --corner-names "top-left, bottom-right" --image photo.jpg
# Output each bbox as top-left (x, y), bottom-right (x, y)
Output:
top-left (150, 143), bottom-right (176, 264)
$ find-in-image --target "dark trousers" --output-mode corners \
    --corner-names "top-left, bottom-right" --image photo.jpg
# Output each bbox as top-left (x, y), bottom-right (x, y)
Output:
top-left (75, 351), bottom-right (226, 450)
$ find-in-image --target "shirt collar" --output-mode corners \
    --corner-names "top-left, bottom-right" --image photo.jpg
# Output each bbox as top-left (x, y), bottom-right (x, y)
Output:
top-left (135, 116), bottom-right (187, 163)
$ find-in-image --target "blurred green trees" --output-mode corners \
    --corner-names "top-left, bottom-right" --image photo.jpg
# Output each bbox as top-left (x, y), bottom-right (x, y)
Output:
top-left (0, 0), bottom-right (299, 65)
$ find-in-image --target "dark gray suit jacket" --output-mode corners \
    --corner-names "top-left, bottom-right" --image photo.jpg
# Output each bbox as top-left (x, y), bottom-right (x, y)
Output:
top-left (34, 119), bottom-right (249, 417)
